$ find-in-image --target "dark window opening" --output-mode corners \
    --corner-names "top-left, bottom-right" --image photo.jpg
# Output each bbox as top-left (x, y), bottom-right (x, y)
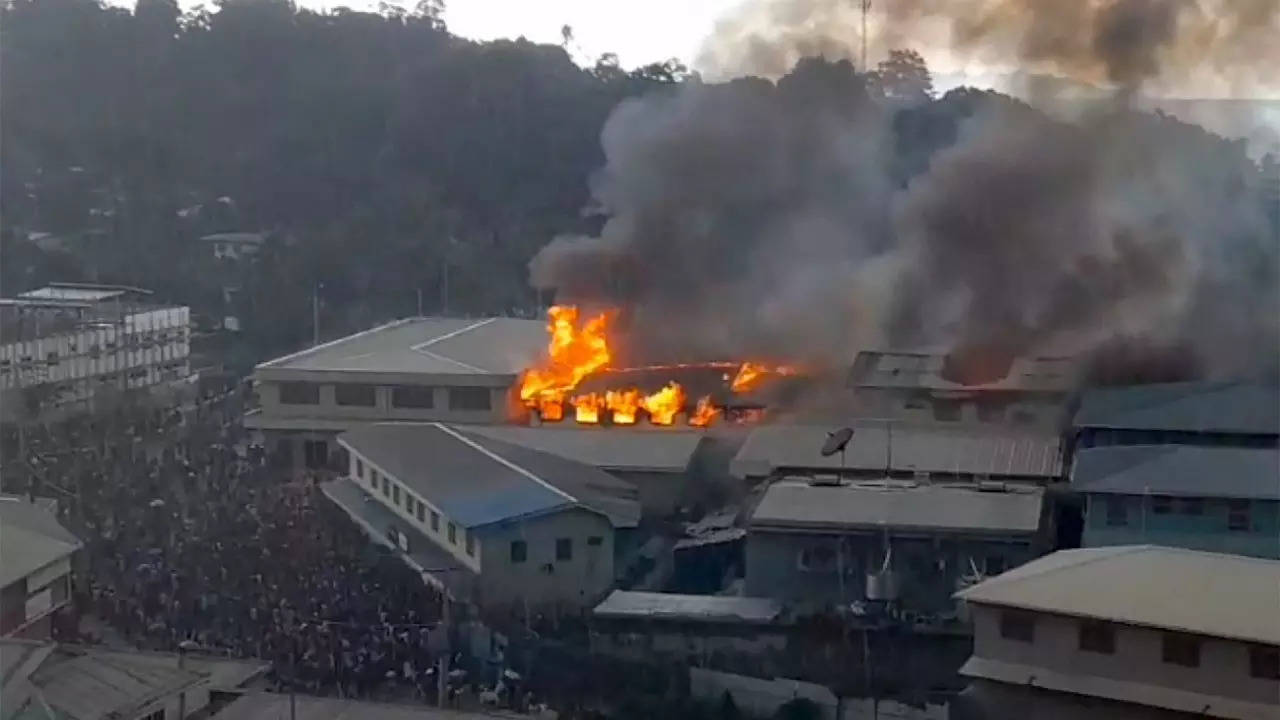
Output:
top-left (431, 511), bottom-right (440, 532)
top-left (465, 532), bottom-right (475, 556)
top-left (555, 538), bottom-right (573, 561)
top-left (1105, 497), bottom-right (1128, 527)
top-left (1162, 633), bottom-right (1201, 667)
top-left (1228, 500), bottom-right (1251, 532)
top-left (335, 383), bottom-right (376, 407)
top-left (279, 382), bottom-right (320, 405)
top-left (985, 555), bottom-right (1006, 576)
top-left (391, 385), bottom-right (435, 409)
top-left (355, 458), bottom-right (364, 479)
top-left (415, 500), bottom-right (425, 522)
top-left (1249, 645), bottom-right (1280, 680)
top-left (448, 523), bottom-right (457, 544)
top-left (448, 387), bottom-right (492, 411)
top-left (1152, 495), bottom-right (1173, 515)
top-left (587, 536), bottom-right (603, 547)
top-left (999, 611), bottom-right (1035, 643)
top-left (511, 540), bottom-right (527, 563)
top-left (933, 400), bottom-right (962, 422)
top-left (1078, 621), bottom-right (1116, 655)
top-left (392, 484), bottom-right (400, 505)
top-left (1179, 497), bottom-right (1204, 515)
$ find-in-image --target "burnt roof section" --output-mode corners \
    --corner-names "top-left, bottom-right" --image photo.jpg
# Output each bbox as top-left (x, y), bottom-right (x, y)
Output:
top-left (849, 349), bottom-right (1079, 393)
top-left (338, 423), bottom-right (641, 529)
top-left (1074, 381), bottom-right (1280, 435)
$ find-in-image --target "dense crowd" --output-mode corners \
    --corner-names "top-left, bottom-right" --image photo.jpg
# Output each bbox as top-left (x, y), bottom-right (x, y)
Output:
top-left (18, 389), bottom-right (449, 701)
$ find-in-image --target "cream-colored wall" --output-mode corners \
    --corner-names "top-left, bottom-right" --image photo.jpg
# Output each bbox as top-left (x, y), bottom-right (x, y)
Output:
top-left (346, 449), bottom-right (482, 572)
top-left (477, 508), bottom-right (616, 611)
top-left (970, 604), bottom-right (1279, 706)
top-left (258, 376), bottom-right (509, 425)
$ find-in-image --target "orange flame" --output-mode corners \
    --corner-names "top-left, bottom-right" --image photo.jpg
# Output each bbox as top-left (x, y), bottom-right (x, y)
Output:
top-left (606, 388), bottom-right (641, 425)
top-left (571, 393), bottom-right (604, 424)
top-left (641, 382), bottom-right (686, 425)
top-left (520, 306), bottom-right (613, 416)
top-left (689, 395), bottom-right (720, 427)
top-left (729, 362), bottom-right (800, 393)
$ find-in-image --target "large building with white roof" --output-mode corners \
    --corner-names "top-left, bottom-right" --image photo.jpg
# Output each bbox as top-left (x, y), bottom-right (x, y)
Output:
top-left (0, 283), bottom-right (191, 423)
top-left (953, 545), bottom-right (1280, 720)
top-left (325, 422), bottom-right (641, 614)
top-left (246, 316), bottom-right (547, 470)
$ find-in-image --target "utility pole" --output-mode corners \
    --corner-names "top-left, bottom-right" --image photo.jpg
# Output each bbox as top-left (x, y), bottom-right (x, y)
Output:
top-left (312, 283), bottom-right (322, 347)
top-left (860, 0), bottom-right (870, 73)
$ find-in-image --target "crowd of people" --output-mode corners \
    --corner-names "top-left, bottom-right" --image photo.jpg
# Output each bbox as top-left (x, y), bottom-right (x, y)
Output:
top-left (14, 387), bottom-right (451, 701)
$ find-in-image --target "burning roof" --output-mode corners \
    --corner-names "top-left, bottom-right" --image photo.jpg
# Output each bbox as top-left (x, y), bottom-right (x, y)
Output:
top-left (517, 305), bottom-right (800, 428)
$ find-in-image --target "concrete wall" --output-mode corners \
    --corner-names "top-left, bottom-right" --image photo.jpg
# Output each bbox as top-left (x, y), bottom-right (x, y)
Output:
top-left (477, 508), bottom-right (616, 612)
top-left (256, 374), bottom-right (512, 427)
top-left (745, 529), bottom-right (1036, 613)
top-left (1083, 494), bottom-right (1280, 559)
top-left (970, 604), bottom-right (1280, 706)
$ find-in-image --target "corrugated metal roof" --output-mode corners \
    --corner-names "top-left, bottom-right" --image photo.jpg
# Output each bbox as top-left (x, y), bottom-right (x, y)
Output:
top-left (461, 425), bottom-right (703, 473)
top-left (1074, 381), bottom-right (1280, 434)
top-left (257, 316), bottom-right (547, 375)
top-left (957, 545), bottom-right (1280, 645)
top-left (849, 350), bottom-right (1079, 393)
top-left (730, 424), bottom-right (1063, 479)
top-left (18, 287), bottom-right (125, 303)
top-left (0, 497), bottom-right (82, 588)
top-left (200, 232), bottom-right (266, 244)
top-left (338, 423), bottom-right (640, 529)
top-left (28, 648), bottom-right (201, 720)
top-left (593, 591), bottom-right (783, 624)
top-left (1072, 445), bottom-right (1280, 499)
top-left (961, 656), bottom-right (1274, 720)
top-left (216, 692), bottom-right (498, 720)
top-left (749, 481), bottom-right (1044, 534)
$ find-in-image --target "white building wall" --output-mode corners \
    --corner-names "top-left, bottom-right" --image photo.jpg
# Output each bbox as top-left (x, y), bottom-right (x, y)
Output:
top-left (969, 604), bottom-right (1279, 707)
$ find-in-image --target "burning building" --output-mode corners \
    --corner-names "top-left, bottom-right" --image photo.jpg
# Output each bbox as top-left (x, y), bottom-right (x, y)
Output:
top-left (515, 305), bottom-right (802, 429)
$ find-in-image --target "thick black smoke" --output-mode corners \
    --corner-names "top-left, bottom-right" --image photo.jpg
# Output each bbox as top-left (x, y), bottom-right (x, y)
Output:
top-left (530, 4), bottom-right (1280, 378)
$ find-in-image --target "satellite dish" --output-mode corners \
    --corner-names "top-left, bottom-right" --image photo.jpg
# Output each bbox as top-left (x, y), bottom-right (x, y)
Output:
top-left (821, 427), bottom-right (854, 457)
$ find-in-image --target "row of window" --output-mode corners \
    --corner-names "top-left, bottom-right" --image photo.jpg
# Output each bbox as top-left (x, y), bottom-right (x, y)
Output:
top-left (280, 381), bottom-right (491, 411)
top-left (1102, 495), bottom-right (1255, 531)
top-left (508, 536), bottom-right (602, 565)
top-left (998, 611), bottom-right (1280, 679)
top-left (355, 457), bottom-right (475, 556)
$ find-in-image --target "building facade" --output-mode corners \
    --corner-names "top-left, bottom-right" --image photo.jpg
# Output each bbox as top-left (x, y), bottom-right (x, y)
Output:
top-left (1074, 445), bottom-right (1280, 559)
top-left (954, 546), bottom-right (1280, 720)
top-left (327, 422), bottom-right (641, 615)
top-left (0, 284), bottom-right (191, 423)
top-left (0, 496), bottom-right (82, 639)
top-left (744, 480), bottom-right (1046, 617)
top-left (246, 316), bottom-right (547, 470)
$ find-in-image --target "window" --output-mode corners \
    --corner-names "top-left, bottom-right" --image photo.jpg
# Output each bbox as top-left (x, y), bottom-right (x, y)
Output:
top-left (448, 387), bottom-right (492, 411)
top-left (587, 536), bottom-right (603, 547)
top-left (431, 511), bottom-right (440, 532)
top-left (1078, 621), bottom-right (1116, 655)
top-left (510, 540), bottom-right (527, 563)
top-left (1162, 633), bottom-right (1201, 667)
top-left (279, 381), bottom-right (320, 404)
top-left (381, 474), bottom-right (389, 497)
top-left (1228, 500), bottom-right (1251, 532)
top-left (415, 500), bottom-right (425, 522)
top-left (355, 458), bottom-right (364, 479)
top-left (999, 611), bottom-right (1035, 643)
top-left (1105, 496), bottom-right (1128, 527)
top-left (140, 709), bottom-right (165, 720)
top-left (555, 538), bottom-right (573, 561)
top-left (465, 531), bottom-right (475, 556)
top-left (448, 523), bottom-right (457, 544)
top-left (1151, 495), bottom-right (1173, 515)
top-left (370, 469), bottom-right (379, 489)
top-left (1179, 497), bottom-right (1204, 515)
top-left (334, 383), bottom-right (376, 407)
top-left (1249, 645), bottom-right (1280, 680)
top-left (392, 484), bottom-right (400, 505)
top-left (798, 546), bottom-right (839, 573)
top-left (391, 385), bottom-right (435, 409)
